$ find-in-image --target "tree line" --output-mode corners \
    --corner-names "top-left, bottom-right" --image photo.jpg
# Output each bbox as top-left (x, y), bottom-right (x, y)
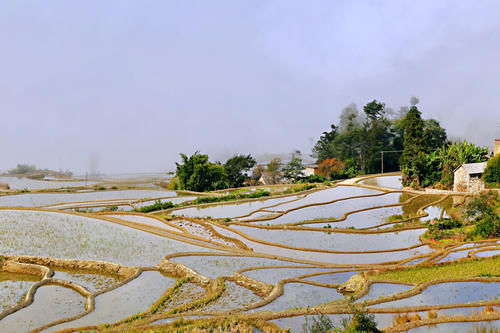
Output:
top-left (173, 97), bottom-right (493, 192)
top-left (311, 98), bottom-right (448, 178)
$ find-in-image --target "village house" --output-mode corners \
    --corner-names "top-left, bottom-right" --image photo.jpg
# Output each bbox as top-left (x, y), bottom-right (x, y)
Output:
top-left (304, 164), bottom-right (318, 177)
top-left (453, 139), bottom-right (499, 192)
top-left (453, 162), bottom-right (487, 192)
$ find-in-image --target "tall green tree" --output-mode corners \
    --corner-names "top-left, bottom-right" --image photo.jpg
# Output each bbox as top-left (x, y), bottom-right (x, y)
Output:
top-left (400, 106), bottom-right (425, 186)
top-left (423, 119), bottom-right (448, 151)
top-left (175, 152), bottom-right (228, 192)
top-left (483, 154), bottom-right (500, 184)
top-left (282, 150), bottom-right (305, 183)
top-left (312, 124), bottom-right (338, 162)
top-left (362, 100), bottom-right (395, 174)
top-left (224, 154), bottom-right (256, 188)
top-left (266, 157), bottom-right (282, 184)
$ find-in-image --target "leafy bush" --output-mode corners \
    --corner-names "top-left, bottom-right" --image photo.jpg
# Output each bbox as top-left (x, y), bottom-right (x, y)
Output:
top-left (298, 174), bottom-right (327, 183)
top-left (428, 218), bottom-right (462, 231)
top-left (138, 200), bottom-right (175, 213)
top-left (168, 177), bottom-right (179, 190)
top-left (191, 191), bottom-right (270, 205)
top-left (302, 301), bottom-right (381, 333)
top-left (302, 314), bottom-right (334, 333)
top-left (483, 154), bottom-right (500, 184)
top-left (7, 164), bottom-right (37, 174)
top-left (473, 215), bottom-right (500, 238)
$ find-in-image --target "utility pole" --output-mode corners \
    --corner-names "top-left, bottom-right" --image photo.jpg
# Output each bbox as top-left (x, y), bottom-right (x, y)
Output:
top-left (380, 150), bottom-right (403, 174)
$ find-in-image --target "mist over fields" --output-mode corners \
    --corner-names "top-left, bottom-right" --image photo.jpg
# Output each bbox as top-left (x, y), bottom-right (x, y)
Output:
top-left (1, 1), bottom-right (499, 174)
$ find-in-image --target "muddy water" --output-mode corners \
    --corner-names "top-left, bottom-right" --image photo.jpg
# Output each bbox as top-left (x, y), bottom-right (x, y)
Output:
top-left (0, 189), bottom-right (177, 208)
top-left (0, 272), bottom-right (39, 313)
top-left (48, 271), bottom-right (175, 330)
top-left (232, 226), bottom-right (426, 251)
top-left (258, 282), bottom-right (344, 312)
top-left (358, 175), bottom-right (403, 189)
top-left (199, 281), bottom-right (261, 312)
top-left (243, 267), bottom-right (333, 284)
top-left (213, 225), bottom-right (432, 264)
top-left (53, 270), bottom-right (120, 293)
top-left (373, 281), bottom-right (500, 308)
top-left (0, 176), bottom-right (98, 190)
top-left (357, 283), bottom-right (413, 302)
top-left (407, 320), bottom-right (500, 333)
top-left (171, 255), bottom-right (305, 279)
top-left (0, 210), bottom-right (219, 266)
top-left (171, 195), bottom-right (301, 219)
top-left (0, 285), bottom-right (86, 332)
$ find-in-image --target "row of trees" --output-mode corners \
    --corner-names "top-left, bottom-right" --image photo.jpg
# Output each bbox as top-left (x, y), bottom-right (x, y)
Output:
top-left (312, 98), bottom-right (448, 178)
top-left (175, 152), bottom-right (256, 192)
top-left (175, 150), bottom-right (320, 191)
top-left (6, 164), bottom-right (73, 178)
top-left (400, 107), bottom-right (488, 188)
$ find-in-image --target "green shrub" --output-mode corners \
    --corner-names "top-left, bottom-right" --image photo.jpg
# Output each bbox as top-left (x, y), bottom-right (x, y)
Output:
top-left (302, 314), bottom-right (334, 333)
top-left (168, 177), bottom-right (179, 190)
top-left (138, 200), bottom-right (175, 213)
top-left (428, 218), bottom-right (462, 231)
top-left (299, 174), bottom-right (327, 183)
top-left (191, 191), bottom-right (270, 205)
top-left (473, 216), bottom-right (500, 238)
top-left (483, 154), bottom-right (500, 184)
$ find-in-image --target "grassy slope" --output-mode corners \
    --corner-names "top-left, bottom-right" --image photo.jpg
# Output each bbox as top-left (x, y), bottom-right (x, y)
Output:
top-left (368, 257), bottom-right (500, 284)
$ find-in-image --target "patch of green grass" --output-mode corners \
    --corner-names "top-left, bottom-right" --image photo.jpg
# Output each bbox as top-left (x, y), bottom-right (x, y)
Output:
top-left (191, 190), bottom-right (270, 205)
top-left (369, 257), bottom-right (500, 284)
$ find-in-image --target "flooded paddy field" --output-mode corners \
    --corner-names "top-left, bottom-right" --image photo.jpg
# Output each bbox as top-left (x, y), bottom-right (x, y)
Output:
top-left (0, 173), bottom-right (498, 332)
top-left (0, 176), bottom-right (99, 190)
top-left (0, 189), bottom-right (178, 208)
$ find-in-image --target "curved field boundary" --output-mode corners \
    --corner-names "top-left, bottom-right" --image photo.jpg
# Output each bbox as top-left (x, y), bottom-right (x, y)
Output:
top-left (35, 261), bottom-right (217, 333)
top-left (229, 219), bottom-right (428, 234)
top-left (163, 251), bottom-right (357, 269)
top-left (101, 211), bottom-right (186, 233)
top-left (42, 194), bottom-right (192, 210)
top-left (51, 260), bottom-right (227, 333)
top-left (384, 311), bottom-right (500, 332)
top-left (286, 192), bottom-right (441, 227)
top-left (0, 257), bottom-right (149, 333)
top-left (156, 186), bottom-right (327, 215)
top-left (430, 241), bottom-right (500, 263)
top-left (224, 193), bottom-right (448, 235)
top-left (0, 207), bottom-right (238, 253)
top-left (236, 186), bottom-right (395, 224)
top-left (209, 220), bottom-right (429, 255)
top-left (179, 217), bottom-right (251, 250)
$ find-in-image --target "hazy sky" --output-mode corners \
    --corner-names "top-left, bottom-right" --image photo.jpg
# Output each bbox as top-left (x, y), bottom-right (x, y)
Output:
top-left (1, 1), bottom-right (499, 174)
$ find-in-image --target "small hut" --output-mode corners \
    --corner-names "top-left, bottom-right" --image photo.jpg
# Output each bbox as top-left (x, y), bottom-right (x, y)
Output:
top-left (453, 162), bottom-right (487, 192)
top-left (304, 164), bottom-right (318, 177)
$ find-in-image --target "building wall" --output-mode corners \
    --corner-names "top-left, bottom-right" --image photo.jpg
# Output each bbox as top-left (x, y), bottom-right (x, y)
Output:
top-left (304, 167), bottom-right (316, 177)
top-left (469, 176), bottom-right (485, 192)
top-left (495, 139), bottom-right (500, 156)
top-left (453, 167), bottom-right (470, 192)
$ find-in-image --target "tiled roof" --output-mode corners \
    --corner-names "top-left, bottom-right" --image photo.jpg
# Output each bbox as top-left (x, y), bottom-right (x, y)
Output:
top-left (459, 162), bottom-right (487, 175)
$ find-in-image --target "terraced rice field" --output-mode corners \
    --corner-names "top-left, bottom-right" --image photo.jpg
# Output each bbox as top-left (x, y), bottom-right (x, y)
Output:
top-left (0, 173), bottom-right (498, 332)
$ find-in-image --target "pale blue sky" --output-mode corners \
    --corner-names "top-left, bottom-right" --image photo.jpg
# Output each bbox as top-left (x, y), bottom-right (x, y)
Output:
top-left (1, 1), bottom-right (499, 173)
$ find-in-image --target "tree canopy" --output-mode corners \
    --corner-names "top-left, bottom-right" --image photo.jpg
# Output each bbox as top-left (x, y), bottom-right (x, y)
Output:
top-left (175, 152), bottom-right (228, 192)
top-left (282, 150), bottom-right (305, 183)
top-left (175, 152), bottom-right (257, 192)
top-left (312, 98), bottom-right (449, 184)
top-left (224, 154), bottom-right (256, 188)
